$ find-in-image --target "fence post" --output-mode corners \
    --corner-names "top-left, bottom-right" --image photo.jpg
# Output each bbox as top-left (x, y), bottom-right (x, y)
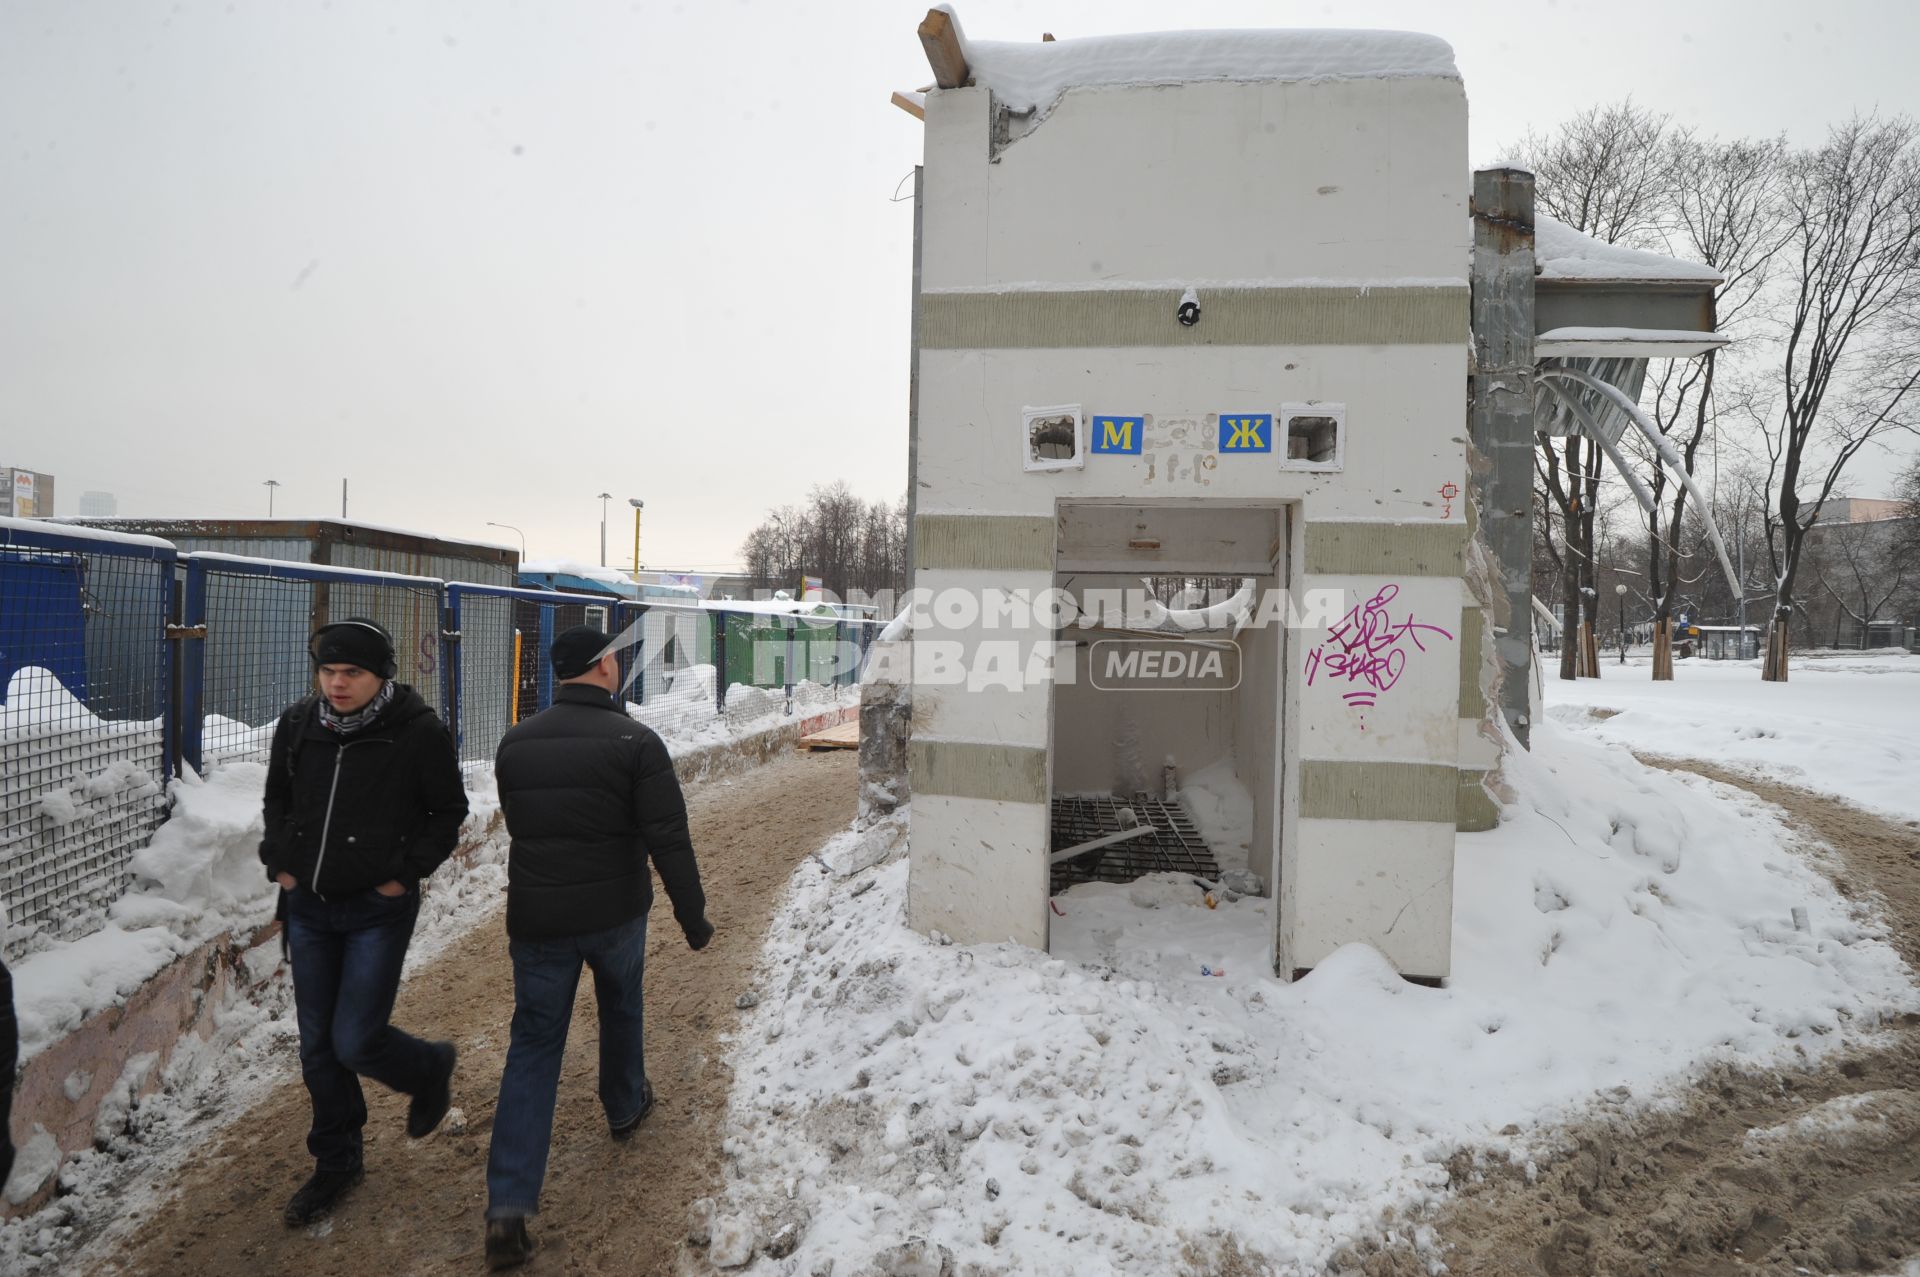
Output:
top-left (443, 587), bottom-right (463, 747)
top-left (537, 603), bottom-right (555, 711)
top-left (784, 616), bottom-right (797, 714)
top-left (158, 556), bottom-right (177, 783)
top-left (713, 613), bottom-right (727, 716)
top-left (178, 558), bottom-right (208, 776)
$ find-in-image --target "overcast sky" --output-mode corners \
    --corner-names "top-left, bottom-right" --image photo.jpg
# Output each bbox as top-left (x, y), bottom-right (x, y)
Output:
top-left (4, 1), bottom-right (1917, 571)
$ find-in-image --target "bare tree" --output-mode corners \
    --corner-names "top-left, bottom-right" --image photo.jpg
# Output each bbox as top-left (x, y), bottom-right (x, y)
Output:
top-left (1513, 100), bottom-right (1675, 677)
top-left (1757, 116), bottom-right (1920, 680)
top-left (1515, 100), bottom-right (1674, 246)
top-left (1633, 133), bottom-right (1792, 677)
top-left (1804, 514), bottom-right (1911, 647)
top-left (739, 486), bottom-right (908, 602)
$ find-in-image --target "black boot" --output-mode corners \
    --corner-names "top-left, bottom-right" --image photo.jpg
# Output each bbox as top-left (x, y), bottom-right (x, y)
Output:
top-left (283, 1160), bottom-right (364, 1227)
top-left (609, 1078), bottom-right (656, 1142)
top-left (485, 1216), bottom-right (535, 1270)
top-left (407, 1040), bottom-right (457, 1138)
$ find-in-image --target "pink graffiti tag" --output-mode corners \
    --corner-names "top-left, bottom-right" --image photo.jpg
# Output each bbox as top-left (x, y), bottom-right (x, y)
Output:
top-left (1304, 585), bottom-right (1454, 729)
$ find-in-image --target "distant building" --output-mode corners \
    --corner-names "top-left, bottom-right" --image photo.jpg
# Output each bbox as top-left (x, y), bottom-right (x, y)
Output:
top-left (3, 466), bottom-right (54, 518)
top-left (1819, 496), bottom-right (1906, 524)
top-left (78, 490), bottom-right (118, 517)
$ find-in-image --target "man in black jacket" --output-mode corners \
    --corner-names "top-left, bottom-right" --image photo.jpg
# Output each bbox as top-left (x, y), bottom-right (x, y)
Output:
top-left (260, 617), bottom-right (469, 1228)
top-left (482, 625), bottom-right (712, 1269)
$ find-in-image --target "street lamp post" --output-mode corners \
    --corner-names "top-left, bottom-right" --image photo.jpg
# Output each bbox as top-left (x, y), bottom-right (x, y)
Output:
top-left (1615, 582), bottom-right (1629, 664)
top-left (263, 478), bottom-right (280, 517)
top-left (486, 521), bottom-right (527, 561)
top-left (596, 492), bottom-right (613, 568)
top-left (628, 498), bottom-right (645, 580)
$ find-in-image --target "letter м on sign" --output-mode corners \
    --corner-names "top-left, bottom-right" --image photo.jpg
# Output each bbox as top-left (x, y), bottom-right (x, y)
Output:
top-left (1219, 414), bottom-right (1272, 453)
top-left (1091, 416), bottom-right (1144, 455)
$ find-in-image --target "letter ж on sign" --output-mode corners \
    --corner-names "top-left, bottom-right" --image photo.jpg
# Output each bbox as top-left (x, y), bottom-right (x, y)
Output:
top-left (1219, 414), bottom-right (1272, 453)
top-left (1091, 415), bottom-right (1144, 455)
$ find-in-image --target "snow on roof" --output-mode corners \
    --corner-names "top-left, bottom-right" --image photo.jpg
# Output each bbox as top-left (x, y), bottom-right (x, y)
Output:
top-left (1536, 326), bottom-right (1730, 358)
top-left (950, 16), bottom-right (1458, 118)
top-left (1, 515), bottom-right (175, 552)
top-left (519, 558), bottom-right (633, 584)
top-left (1535, 214), bottom-right (1723, 285)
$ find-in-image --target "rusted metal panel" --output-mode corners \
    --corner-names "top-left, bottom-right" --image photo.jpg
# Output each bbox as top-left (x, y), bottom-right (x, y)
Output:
top-left (1534, 280), bottom-right (1718, 338)
top-left (61, 518), bottom-right (516, 580)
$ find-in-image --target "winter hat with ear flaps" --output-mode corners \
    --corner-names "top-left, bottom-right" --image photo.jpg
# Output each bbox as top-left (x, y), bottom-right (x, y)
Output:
top-left (309, 618), bottom-right (398, 679)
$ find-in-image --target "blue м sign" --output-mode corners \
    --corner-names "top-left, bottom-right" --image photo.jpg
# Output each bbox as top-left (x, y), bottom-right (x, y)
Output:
top-left (1091, 416), bottom-right (1144, 455)
top-left (1219, 414), bottom-right (1272, 453)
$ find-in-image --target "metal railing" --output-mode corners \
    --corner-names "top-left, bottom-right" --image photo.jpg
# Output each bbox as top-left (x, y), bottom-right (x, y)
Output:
top-left (1, 525), bottom-right (879, 950)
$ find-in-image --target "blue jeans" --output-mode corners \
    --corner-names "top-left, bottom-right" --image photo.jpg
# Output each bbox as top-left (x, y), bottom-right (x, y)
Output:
top-left (486, 913), bottom-right (650, 1218)
top-left (284, 885), bottom-right (434, 1171)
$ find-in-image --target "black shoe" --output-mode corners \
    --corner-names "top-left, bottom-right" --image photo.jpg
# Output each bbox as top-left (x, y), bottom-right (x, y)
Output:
top-left (485, 1216), bottom-right (535, 1270)
top-left (609, 1080), bottom-right (656, 1142)
top-left (282, 1161), bottom-right (364, 1228)
top-left (407, 1040), bottom-right (457, 1138)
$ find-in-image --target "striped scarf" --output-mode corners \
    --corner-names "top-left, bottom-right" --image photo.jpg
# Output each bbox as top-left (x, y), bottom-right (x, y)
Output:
top-left (317, 678), bottom-right (396, 735)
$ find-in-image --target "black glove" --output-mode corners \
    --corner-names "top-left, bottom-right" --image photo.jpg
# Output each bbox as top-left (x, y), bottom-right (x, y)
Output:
top-left (684, 917), bottom-right (714, 951)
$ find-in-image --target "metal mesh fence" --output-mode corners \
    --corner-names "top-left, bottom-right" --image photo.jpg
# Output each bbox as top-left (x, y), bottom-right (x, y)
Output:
top-left (447, 585), bottom-right (610, 766)
top-left (4, 537), bottom-right (878, 953)
top-left (184, 558), bottom-right (445, 769)
top-left (1, 524), bottom-right (174, 944)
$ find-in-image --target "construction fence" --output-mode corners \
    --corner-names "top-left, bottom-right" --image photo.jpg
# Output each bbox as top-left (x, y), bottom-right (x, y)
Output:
top-left (0, 519), bottom-right (877, 951)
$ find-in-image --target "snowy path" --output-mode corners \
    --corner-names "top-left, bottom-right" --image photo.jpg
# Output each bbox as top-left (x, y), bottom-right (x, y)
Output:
top-left (1386, 759), bottom-right (1920, 1277)
top-left (77, 748), bottom-right (858, 1277)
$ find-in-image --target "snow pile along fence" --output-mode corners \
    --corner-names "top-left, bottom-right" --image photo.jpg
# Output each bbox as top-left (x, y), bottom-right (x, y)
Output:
top-left (0, 517), bottom-right (882, 955)
top-left (1, 520), bottom-right (176, 944)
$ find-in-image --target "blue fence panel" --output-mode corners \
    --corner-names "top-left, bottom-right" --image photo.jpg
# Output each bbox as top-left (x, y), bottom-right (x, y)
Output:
top-left (0, 521), bottom-right (175, 946)
top-left (445, 583), bottom-right (611, 766)
top-left (180, 554), bottom-right (446, 772)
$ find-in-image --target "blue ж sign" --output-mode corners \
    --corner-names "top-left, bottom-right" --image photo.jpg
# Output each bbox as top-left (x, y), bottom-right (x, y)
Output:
top-left (1218, 413), bottom-right (1272, 453)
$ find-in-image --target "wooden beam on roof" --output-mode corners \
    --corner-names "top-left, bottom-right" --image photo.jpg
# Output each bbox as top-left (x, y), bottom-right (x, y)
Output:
top-left (891, 90), bottom-right (926, 121)
top-left (918, 8), bottom-right (969, 89)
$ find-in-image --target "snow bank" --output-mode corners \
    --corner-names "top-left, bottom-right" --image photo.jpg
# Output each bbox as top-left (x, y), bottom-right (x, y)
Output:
top-left (713, 719), bottom-right (1917, 1273)
top-left (955, 19), bottom-right (1458, 120)
top-left (9, 764), bottom-right (273, 1061)
top-left (1544, 650), bottom-right (1920, 824)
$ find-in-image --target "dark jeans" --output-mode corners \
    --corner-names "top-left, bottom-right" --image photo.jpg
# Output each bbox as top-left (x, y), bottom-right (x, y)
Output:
top-left (486, 913), bottom-right (649, 1218)
top-left (284, 885), bottom-right (434, 1171)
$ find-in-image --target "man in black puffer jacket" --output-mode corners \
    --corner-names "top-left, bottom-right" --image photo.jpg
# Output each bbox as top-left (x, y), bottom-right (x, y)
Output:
top-left (481, 625), bottom-right (711, 1269)
top-left (260, 617), bottom-right (469, 1229)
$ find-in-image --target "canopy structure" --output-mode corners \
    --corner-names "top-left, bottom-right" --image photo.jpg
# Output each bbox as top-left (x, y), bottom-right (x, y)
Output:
top-left (1527, 213), bottom-right (1738, 595)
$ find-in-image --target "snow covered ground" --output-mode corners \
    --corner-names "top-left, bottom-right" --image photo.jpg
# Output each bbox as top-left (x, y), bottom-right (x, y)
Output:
top-left (1545, 648), bottom-right (1920, 824)
top-left (709, 657), bottom-right (1920, 1274)
top-left (0, 677), bottom-right (854, 1264)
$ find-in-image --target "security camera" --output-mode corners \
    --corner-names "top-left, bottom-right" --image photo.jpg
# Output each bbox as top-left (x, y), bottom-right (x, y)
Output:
top-left (1177, 287), bottom-right (1200, 327)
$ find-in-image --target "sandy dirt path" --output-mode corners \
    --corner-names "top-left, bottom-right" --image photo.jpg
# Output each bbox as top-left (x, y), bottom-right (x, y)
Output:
top-left (1347, 758), bottom-right (1920, 1277)
top-left (93, 747), bottom-right (857, 1277)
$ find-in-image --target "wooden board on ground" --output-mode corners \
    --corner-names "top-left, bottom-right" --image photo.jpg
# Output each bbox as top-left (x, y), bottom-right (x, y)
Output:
top-left (798, 720), bottom-right (860, 751)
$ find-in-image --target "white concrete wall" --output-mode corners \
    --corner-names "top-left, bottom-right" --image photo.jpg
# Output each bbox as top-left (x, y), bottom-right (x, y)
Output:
top-left (911, 67), bottom-right (1468, 976)
top-left (920, 79), bottom-right (1467, 290)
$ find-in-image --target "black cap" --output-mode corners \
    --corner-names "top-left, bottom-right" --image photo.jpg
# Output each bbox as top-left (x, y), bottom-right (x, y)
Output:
top-left (551, 625), bottom-right (612, 680)
top-left (310, 618), bottom-right (397, 679)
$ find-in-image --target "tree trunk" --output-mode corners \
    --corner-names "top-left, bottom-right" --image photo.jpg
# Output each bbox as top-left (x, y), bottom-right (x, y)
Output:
top-left (1762, 609), bottom-right (1791, 681)
top-left (1652, 620), bottom-right (1674, 679)
top-left (1559, 522), bottom-right (1580, 683)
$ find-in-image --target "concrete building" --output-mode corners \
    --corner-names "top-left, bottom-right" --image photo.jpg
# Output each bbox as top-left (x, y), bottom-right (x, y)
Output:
top-left (4, 466), bottom-right (54, 518)
top-left (78, 491), bottom-right (117, 517)
top-left (899, 21), bottom-right (1472, 981)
